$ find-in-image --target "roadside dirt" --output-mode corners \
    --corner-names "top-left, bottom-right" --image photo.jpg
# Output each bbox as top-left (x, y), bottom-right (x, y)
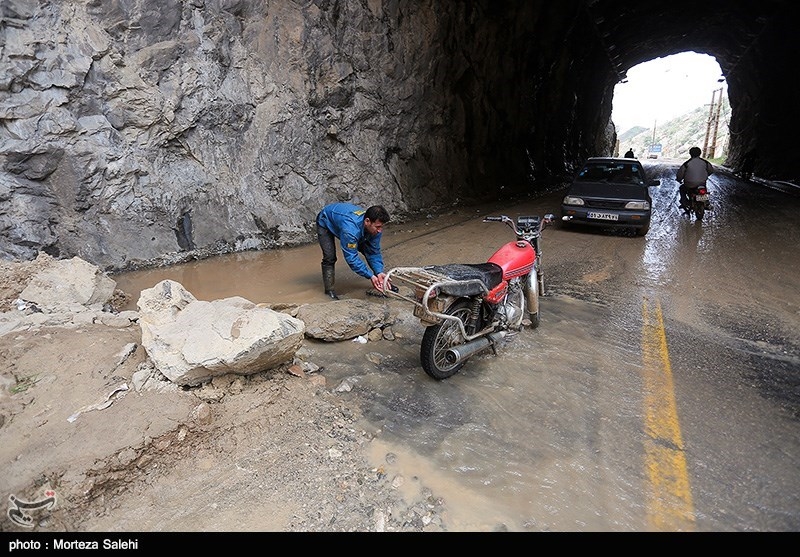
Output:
top-left (0, 259), bottom-right (447, 533)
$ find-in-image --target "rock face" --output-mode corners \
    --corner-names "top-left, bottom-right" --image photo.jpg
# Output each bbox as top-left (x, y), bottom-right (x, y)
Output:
top-left (137, 280), bottom-right (305, 386)
top-left (3, 0), bottom-right (500, 270)
top-left (1, 1), bottom-right (796, 270)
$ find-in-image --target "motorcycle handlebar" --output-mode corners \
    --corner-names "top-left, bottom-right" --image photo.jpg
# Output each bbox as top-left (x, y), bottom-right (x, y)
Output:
top-left (484, 215), bottom-right (526, 237)
top-left (483, 214), bottom-right (555, 236)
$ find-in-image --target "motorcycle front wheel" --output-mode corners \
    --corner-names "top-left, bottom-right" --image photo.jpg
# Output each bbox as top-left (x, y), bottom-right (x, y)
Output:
top-left (420, 299), bottom-right (481, 380)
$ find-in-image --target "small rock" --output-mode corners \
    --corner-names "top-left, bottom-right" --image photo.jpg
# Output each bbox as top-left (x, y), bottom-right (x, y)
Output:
top-left (293, 358), bottom-right (320, 374)
top-left (115, 343), bottom-right (138, 367)
top-left (195, 384), bottom-right (225, 403)
top-left (373, 509), bottom-right (387, 532)
top-left (334, 378), bottom-right (355, 392)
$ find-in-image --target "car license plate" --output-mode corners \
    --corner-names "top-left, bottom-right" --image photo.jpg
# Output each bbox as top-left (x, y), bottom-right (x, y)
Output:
top-left (695, 194), bottom-right (709, 201)
top-left (587, 212), bottom-right (619, 221)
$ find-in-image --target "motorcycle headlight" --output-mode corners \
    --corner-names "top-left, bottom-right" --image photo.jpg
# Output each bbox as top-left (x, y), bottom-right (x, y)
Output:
top-left (563, 195), bottom-right (584, 206)
top-left (625, 200), bottom-right (650, 210)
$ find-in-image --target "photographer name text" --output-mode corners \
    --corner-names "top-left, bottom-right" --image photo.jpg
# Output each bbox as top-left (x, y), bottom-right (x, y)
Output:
top-left (9, 539), bottom-right (139, 551)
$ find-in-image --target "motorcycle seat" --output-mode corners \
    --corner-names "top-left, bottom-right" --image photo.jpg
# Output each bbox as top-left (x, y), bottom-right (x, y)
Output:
top-left (423, 263), bottom-right (503, 297)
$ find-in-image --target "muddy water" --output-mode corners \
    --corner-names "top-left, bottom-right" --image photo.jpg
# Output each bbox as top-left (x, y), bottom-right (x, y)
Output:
top-left (112, 203), bottom-right (512, 310)
top-left (111, 171), bottom-right (800, 531)
top-left (112, 196), bottom-right (642, 531)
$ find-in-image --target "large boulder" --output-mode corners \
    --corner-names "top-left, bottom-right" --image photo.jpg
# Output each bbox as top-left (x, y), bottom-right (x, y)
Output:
top-left (137, 280), bottom-right (305, 386)
top-left (18, 256), bottom-right (116, 311)
top-left (296, 299), bottom-right (395, 342)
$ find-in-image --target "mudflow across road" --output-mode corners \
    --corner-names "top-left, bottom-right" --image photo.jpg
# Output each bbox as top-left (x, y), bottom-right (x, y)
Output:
top-left (106, 160), bottom-right (800, 532)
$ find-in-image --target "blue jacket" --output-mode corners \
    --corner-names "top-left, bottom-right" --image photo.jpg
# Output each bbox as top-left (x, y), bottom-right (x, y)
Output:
top-left (317, 203), bottom-right (384, 279)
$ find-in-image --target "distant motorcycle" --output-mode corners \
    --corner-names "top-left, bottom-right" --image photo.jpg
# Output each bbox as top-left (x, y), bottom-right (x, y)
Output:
top-left (382, 214), bottom-right (555, 380)
top-left (681, 182), bottom-right (711, 220)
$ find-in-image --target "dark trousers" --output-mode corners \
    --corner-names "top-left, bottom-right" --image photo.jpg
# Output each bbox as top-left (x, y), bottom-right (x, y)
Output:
top-left (317, 222), bottom-right (337, 266)
top-left (679, 184), bottom-right (689, 206)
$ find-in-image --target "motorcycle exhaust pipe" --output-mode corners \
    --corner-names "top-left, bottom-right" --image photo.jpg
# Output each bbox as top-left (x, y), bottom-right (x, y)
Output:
top-left (445, 331), bottom-right (507, 365)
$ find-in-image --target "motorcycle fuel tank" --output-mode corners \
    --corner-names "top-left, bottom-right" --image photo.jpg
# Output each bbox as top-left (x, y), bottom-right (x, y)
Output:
top-left (488, 241), bottom-right (535, 280)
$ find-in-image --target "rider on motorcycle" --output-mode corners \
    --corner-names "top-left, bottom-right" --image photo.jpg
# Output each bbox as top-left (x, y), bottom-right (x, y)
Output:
top-left (676, 146), bottom-right (714, 209)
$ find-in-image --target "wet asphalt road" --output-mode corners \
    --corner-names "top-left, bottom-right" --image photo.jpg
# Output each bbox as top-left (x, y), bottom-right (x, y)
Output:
top-left (114, 160), bottom-right (800, 531)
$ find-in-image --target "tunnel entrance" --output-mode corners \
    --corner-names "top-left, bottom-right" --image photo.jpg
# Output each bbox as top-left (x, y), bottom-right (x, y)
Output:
top-left (612, 52), bottom-right (729, 162)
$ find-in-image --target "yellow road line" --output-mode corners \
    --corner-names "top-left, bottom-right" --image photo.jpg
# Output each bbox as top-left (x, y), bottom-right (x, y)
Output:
top-left (641, 297), bottom-right (695, 531)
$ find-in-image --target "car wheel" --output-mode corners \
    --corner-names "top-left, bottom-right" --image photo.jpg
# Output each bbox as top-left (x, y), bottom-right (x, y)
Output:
top-left (636, 226), bottom-right (649, 236)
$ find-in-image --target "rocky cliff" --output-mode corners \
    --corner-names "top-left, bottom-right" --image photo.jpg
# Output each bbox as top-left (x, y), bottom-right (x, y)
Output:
top-left (1, 1), bottom-right (620, 271)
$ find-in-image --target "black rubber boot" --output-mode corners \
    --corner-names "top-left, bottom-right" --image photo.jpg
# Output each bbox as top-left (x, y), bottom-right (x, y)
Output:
top-left (322, 264), bottom-right (339, 300)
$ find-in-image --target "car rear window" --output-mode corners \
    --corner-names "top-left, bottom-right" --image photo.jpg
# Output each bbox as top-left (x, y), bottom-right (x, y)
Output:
top-left (577, 162), bottom-right (644, 185)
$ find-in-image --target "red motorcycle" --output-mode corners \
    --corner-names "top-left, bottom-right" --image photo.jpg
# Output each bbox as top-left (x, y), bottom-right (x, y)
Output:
top-left (383, 214), bottom-right (555, 380)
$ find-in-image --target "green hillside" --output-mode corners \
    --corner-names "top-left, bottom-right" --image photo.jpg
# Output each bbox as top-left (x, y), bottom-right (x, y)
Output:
top-left (615, 96), bottom-right (730, 164)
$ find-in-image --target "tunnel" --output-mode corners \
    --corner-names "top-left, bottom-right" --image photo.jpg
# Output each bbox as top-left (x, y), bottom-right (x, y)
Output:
top-left (452, 0), bottom-right (798, 196)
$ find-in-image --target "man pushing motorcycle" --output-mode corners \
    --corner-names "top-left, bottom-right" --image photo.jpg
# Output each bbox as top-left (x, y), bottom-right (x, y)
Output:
top-left (316, 202), bottom-right (391, 300)
top-left (676, 146), bottom-right (714, 210)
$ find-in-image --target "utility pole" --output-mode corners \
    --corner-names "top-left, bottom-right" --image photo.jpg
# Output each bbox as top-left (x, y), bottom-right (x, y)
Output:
top-left (709, 88), bottom-right (723, 158)
top-left (703, 88), bottom-right (723, 157)
top-left (650, 120), bottom-right (656, 157)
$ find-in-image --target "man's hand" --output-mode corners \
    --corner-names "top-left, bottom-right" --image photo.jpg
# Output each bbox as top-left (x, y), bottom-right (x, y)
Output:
top-left (372, 273), bottom-right (389, 292)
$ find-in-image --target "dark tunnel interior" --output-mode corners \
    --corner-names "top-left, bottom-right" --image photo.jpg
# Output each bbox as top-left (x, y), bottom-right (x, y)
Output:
top-left (465, 0), bottom-right (799, 196)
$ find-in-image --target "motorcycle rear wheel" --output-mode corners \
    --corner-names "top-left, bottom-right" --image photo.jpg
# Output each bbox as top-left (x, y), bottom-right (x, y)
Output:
top-left (420, 299), bottom-right (481, 380)
top-left (695, 203), bottom-right (705, 220)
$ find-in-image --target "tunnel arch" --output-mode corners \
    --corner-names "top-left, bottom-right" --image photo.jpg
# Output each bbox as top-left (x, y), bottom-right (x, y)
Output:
top-left (477, 0), bottom-right (799, 196)
top-left (596, 1), bottom-right (796, 182)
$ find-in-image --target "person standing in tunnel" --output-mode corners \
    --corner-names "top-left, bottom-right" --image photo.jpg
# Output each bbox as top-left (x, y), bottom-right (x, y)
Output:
top-left (676, 146), bottom-right (714, 209)
top-left (316, 202), bottom-right (391, 300)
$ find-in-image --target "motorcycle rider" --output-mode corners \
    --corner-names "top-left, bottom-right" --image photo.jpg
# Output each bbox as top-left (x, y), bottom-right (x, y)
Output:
top-left (676, 146), bottom-right (714, 209)
top-left (316, 202), bottom-right (391, 300)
